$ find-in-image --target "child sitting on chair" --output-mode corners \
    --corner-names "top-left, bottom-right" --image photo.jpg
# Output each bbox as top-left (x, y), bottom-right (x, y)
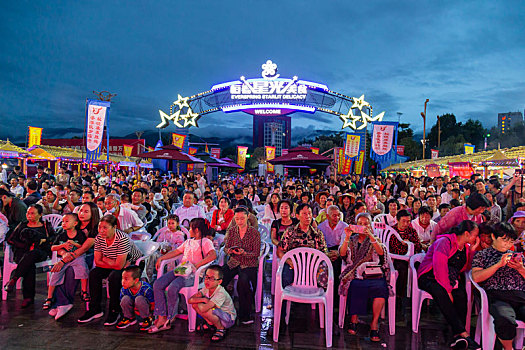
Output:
top-left (45, 213), bottom-right (89, 311)
top-left (188, 265), bottom-right (236, 342)
top-left (117, 265), bottom-right (155, 331)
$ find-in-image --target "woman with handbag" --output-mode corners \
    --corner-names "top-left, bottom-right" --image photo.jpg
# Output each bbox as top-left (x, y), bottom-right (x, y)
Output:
top-left (339, 212), bottom-right (390, 342)
top-left (149, 217), bottom-right (217, 333)
top-left (4, 204), bottom-right (56, 308)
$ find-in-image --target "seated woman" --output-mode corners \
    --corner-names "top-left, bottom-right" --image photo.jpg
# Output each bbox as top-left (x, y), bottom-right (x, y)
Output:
top-left (222, 207), bottom-right (261, 324)
top-left (270, 200), bottom-right (298, 247)
top-left (5, 204), bottom-right (56, 308)
top-left (339, 212), bottom-right (390, 342)
top-left (77, 215), bottom-right (143, 326)
top-left (211, 197), bottom-right (234, 236)
top-left (149, 218), bottom-right (217, 333)
top-left (417, 220), bottom-right (481, 349)
top-left (278, 203), bottom-right (329, 288)
top-left (262, 193), bottom-right (281, 223)
top-left (472, 222), bottom-right (524, 350)
top-left (344, 202), bottom-right (367, 225)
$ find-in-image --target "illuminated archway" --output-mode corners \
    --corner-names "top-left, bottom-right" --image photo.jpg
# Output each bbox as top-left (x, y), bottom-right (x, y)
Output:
top-left (156, 60), bottom-right (385, 131)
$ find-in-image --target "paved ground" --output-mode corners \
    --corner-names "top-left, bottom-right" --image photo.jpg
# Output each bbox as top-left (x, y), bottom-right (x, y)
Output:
top-left (0, 268), bottom-right (465, 349)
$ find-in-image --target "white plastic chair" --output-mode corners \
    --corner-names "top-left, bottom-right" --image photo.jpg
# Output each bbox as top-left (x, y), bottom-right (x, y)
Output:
top-left (271, 244), bottom-right (279, 295)
top-left (338, 255), bottom-right (398, 335)
top-left (205, 211), bottom-right (213, 223)
top-left (469, 271), bottom-right (525, 350)
top-left (43, 214), bottom-right (63, 230)
top-left (410, 253), bottom-right (472, 333)
top-left (373, 213), bottom-right (388, 224)
top-left (254, 205), bottom-right (266, 214)
top-left (158, 257), bottom-right (214, 332)
top-left (273, 247), bottom-right (334, 348)
top-left (374, 223), bottom-right (414, 297)
top-left (2, 244), bottom-right (54, 300)
top-left (129, 231), bottom-right (152, 241)
top-left (258, 224), bottom-right (271, 243)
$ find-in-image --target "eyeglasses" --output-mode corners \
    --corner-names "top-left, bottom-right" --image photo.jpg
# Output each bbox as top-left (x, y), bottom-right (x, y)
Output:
top-left (204, 276), bottom-right (221, 281)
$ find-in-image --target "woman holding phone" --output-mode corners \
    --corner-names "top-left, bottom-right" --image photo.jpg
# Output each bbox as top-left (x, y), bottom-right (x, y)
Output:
top-left (338, 212), bottom-right (389, 342)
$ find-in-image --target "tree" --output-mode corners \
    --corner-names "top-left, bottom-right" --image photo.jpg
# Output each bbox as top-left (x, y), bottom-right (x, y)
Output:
top-left (397, 123), bottom-right (421, 161)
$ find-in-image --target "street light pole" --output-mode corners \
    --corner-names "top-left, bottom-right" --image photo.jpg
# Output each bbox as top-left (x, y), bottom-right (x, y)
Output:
top-left (421, 99), bottom-right (429, 159)
top-left (437, 115), bottom-right (441, 147)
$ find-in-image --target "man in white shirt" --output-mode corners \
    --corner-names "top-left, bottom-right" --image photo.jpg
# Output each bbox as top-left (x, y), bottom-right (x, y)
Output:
top-left (104, 193), bottom-right (144, 233)
top-left (318, 205), bottom-right (347, 292)
top-left (440, 182), bottom-right (454, 204)
top-left (411, 206), bottom-right (437, 250)
top-left (196, 173), bottom-right (207, 195)
top-left (174, 191), bottom-right (206, 227)
top-left (9, 178), bottom-right (24, 198)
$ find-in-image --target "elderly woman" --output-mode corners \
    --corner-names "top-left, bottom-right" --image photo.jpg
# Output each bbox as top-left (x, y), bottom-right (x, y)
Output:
top-left (222, 207), bottom-right (261, 324)
top-left (339, 212), bottom-right (389, 342)
top-left (472, 222), bottom-right (524, 350)
top-left (278, 203), bottom-right (329, 288)
top-left (5, 204), bottom-right (56, 307)
top-left (77, 215), bottom-right (142, 326)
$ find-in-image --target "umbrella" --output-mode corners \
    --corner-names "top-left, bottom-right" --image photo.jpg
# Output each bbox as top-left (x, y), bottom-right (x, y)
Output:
top-left (136, 147), bottom-right (204, 163)
top-left (220, 157), bottom-right (243, 169)
top-left (269, 146), bottom-right (331, 166)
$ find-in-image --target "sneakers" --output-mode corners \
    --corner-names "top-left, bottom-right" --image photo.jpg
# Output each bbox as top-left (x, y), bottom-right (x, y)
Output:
top-left (104, 311), bottom-right (121, 326)
top-left (116, 317), bottom-right (137, 329)
top-left (78, 310), bottom-right (104, 323)
top-left (465, 337), bottom-right (481, 350)
top-left (139, 317), bottom-right (153, 332)
top-left (55, 304), bottom-right (73, 320)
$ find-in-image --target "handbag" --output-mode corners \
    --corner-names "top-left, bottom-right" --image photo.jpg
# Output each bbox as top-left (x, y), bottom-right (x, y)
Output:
top-left (363, 265), bottom-right (384, 279)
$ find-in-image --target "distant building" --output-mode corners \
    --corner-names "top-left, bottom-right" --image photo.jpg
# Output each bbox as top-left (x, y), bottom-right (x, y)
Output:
top-left (252, 115), bottom-right (291, 156)
top-left (498, 112), bottom-right (523, 134)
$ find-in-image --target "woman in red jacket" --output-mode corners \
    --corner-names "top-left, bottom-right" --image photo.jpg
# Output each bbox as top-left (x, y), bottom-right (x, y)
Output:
top-left (211, 197), bottom-right (234, 235)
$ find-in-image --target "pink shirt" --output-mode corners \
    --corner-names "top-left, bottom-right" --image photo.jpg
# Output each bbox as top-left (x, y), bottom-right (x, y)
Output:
top-left (431, 206), bottom-right (483, 241)
top-left (155, 227), bottom-right (185, 247)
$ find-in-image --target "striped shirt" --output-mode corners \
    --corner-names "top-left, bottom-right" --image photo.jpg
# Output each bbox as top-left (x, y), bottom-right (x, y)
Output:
top-left (94, 229), bottom-right (142, 262)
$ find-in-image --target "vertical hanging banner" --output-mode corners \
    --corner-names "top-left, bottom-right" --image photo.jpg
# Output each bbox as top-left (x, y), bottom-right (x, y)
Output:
top-left (210, 148), bottom-right (221, 159)
top-left (464, 144), bottom-right (475, 154)
top-left (237, 146), bottom-right (248, 169)
top-left (172, 133), bottom-right (186, 149)
top-left (341, 158), bottom-right (352, 175)
top-left (311, 147), bottom-right (319, 154)
top-left (370, 121), bottom-right (399, 171)
top-left (281, 149), bottom-right (288, 156)
top-left (354, 151), bottom-right (365, 174)
top-left (85, 99), bottom-right (110, 163)
top-left (123, 144), bottom-right (133, 157)
top-left (28, 126), bottom-right (42, 148)
top-left (337, 148), bottom-right (345, 174)
top-left (344, 133), bottom-right (360, 158)
top-left (187, 147), bottom-right (197, 171)
top-left (449, 162), bottom-right (474, 179)
top-left (431, 149), bottom-right (439, 159)
top-left (266, 146), bottom-right (276, 173)
top-left (397, 145), bottom-right (405, 156)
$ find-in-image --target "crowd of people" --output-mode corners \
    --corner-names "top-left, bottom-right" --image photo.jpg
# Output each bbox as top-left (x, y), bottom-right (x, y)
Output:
top-left (1, 164), bottom-right (525, 349)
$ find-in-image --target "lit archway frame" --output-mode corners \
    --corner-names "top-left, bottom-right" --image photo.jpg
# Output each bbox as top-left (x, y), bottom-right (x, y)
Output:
top-left (156, 60), bottom-right (385, 130)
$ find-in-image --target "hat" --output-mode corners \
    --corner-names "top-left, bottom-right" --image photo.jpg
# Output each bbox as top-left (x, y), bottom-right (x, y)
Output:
top-left (315, 191), bottom-right (329, 204)
top-left (509, 211), bottom-right (525, 223)
top-left (338, 192), bottom-right (354, 205)
top-left (47, 188), bottom-right (57, 196)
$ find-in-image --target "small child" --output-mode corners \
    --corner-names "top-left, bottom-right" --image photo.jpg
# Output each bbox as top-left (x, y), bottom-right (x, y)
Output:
top-left (189, 265), bottom-right (236, 342)
top-left (155, 214), bottom-right (186, 248)
top-left (45, 213), bottom-right (90, 312)
top-left (117, 265), bottom-right (155, 331)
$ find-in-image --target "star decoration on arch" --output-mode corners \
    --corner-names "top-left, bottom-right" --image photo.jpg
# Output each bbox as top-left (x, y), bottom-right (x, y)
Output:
top-left (173, 94), bottom-right (190, 109)
top-left (339, 94), bottom-right (385, 130)
top-left (180, 109), bottom-right (200, 127)
top-left (156, 94), bottom-right (201, 129)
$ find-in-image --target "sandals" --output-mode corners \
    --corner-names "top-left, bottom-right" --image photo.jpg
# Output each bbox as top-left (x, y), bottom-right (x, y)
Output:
top-left (42, 298), bottom-right (54, 310)
top-left (148, 319), bottom-right (171, 334)
top-left (347, 322), bottom-right (358, 335)
top-left (211, 329), bottom-right (227, 342)
top-left (370, 329), bottom-right (380, 342)
top-left (196, 322), bottom-right (215, 333)
top-left (80, 291), bottom-right (90, 302)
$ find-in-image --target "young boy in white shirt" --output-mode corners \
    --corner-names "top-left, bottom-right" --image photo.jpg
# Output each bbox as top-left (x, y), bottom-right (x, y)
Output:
top-left (189, 265), bottom-right (236, 342)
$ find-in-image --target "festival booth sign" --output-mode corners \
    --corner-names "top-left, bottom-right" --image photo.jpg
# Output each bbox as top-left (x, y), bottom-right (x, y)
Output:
top-left (431, 149), bottom-right (439, 159)
top-left (266, 146), bottom-right (276, 173)
top-left (449, 162), bottom-right (474, 179)
top-left (136, 145), bottom-right (204, 163)
top-left (85, 100), bottom-right (110, 164)
top-left (172, 133), bottom-right (187, 150)
top-left (425, 163), bottom-right (441, 178)
top-left (311, 147), bottom-right (319, 155)
top-left (464, 144), bottom-right (475, 154)
top-left (281, 149), bottom-right (289, 156)
top-left (210, 148), bottom-right (221, 159)
top-left (187, 147), bottom-right (198, 171)
top-left (237, 146), bottom-right (248, 170)
top-left (396, 145), bottom-right (405, 156)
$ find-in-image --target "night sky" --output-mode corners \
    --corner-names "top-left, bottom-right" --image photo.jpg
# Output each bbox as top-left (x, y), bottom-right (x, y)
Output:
top-left (2, 1), bottom-right (525, 143)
